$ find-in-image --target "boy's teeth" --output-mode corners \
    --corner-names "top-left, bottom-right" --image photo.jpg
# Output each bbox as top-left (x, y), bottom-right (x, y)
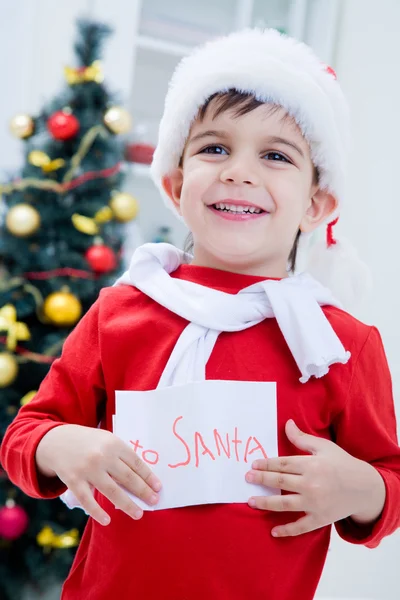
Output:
top-left (214, 202), bottom-right (262, 214)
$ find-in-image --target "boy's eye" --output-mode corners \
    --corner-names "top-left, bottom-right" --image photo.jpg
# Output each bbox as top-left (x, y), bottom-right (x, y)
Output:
top-left (263, 152), bottom-right (290, 163)
top-left (199, 145), bottom-right (228, 155)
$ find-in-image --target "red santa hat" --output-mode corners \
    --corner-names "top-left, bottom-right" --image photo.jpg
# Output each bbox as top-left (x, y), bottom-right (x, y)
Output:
top-left (150, 28), bottom-right (371, 313)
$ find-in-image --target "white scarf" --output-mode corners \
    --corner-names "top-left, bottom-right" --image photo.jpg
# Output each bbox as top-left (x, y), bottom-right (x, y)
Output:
top-left (115, 243), bottom-right (350, 385)
top-left (61, 243), bottom-right (350, 511)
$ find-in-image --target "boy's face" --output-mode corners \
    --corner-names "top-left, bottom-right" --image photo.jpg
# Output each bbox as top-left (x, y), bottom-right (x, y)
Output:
top-left (163, 100), bottom-right (337, 276)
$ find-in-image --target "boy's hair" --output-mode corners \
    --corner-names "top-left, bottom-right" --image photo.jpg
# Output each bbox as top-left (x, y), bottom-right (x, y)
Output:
top-left (182, 89), bottom-right (319, 272)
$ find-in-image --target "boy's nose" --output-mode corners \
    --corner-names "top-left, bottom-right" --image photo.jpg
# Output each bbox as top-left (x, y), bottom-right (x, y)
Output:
top-left (220, 157), bottom-right (260, 186)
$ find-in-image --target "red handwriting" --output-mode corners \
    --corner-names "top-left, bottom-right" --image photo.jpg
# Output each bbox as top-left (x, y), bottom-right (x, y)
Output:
top-left (167, 416), bottom-right (191, 469)
top-left (129, 439), bottom-right (160, 465)
top-left (129, 416), bottom-right (268, 469)
top-left (168, 416), bottom-right (267, 468)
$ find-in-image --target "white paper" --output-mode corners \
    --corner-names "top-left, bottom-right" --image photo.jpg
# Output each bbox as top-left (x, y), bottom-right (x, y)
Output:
top-left (114, 380), bottom-right (278, 511)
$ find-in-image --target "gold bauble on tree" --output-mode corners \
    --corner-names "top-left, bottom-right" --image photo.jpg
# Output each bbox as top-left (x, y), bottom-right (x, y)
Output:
top-left (9, 114), bottom-right (34, 139)
top-left (103, 106), bottom-right (132, 134)
top-left (0, 352), bottom-right (19, 388)
top-left (6, 204), bottom-right (41, 238)
top-left (43, 288), bottom-right (82, 327)
top-left (110, 191), bottom-right (139, 222)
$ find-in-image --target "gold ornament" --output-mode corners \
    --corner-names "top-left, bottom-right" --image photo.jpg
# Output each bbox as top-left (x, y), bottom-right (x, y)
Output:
top-left (0, 352), bottom-right (18, 388)
top-left (28, 150), bottom-right (65, 172)
top-left (43, 288), bottom-right (82, 327)
top-left (103, 106), bottom-right (132, 135)
top-left (6, 204), bottom-right (41, 238)
top-left (21, 390), bottom-right (37, 406)
top-left (110, 192), bottom-right (139, 222)
top-left (0, 304), bottom-right (30, 350)
top-left (9, 114), bottom-right (34, 139)
top-left (37, 525), bottom-right (80, 550)
top-left (72, 206), bottom-right (113, 235)
top-left (64, 60), bottom-right (104, 85)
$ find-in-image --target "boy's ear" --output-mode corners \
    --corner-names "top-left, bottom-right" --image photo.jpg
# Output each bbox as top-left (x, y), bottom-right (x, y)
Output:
top-left (300, 188), bottom-right (339, 233)
top-left (162, 168), bottom-right (184, 214)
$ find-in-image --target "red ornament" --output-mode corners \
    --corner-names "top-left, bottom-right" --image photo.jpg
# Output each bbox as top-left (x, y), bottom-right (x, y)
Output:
top-left (47, 110), bottom-right (80, 140)
top-left (0, 502), bottom-right (29, 540)
top-left (86, 243), bottom-right (117, 273)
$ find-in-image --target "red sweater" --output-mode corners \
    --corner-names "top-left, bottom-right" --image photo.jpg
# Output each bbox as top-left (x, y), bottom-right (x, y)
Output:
top-left (2, 265), bottom-right (400, 600)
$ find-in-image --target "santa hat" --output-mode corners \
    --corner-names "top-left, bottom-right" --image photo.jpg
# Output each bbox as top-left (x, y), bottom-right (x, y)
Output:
top-left (150, 28), bottom-right (371, 313)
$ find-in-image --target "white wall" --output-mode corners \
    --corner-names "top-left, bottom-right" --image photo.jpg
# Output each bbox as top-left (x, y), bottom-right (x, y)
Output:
top-left (316, 1), bottom-right (400, 598)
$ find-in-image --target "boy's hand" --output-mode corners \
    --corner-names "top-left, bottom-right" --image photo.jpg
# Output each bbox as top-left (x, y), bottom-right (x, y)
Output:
top-left (36, 424), bottom-right (162, 526)
top-left (245, 419), bottom-right (386, 538)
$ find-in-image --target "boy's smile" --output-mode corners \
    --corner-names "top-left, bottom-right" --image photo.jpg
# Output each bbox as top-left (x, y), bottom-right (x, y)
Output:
top-left (208, 199), bottom-right (268, 221)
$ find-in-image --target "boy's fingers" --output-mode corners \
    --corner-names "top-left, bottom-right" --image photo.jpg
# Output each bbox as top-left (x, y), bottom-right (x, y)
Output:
top-left (271, 514), bottom-right (320, 538)
top-left (111, 461), bottom-right (159, 507)
top-left (252, 456), bottom-right (308, 475)
top-left (95, 474), bottom-right (144, 521)
top-left (70, 482), bottom-right (111, 526)
top-left (121, 444), bottom-right (162, 493)
top-left (248, 493), bottom-right (303, 513)
top-left (246, 469), bottom-right (302, 493)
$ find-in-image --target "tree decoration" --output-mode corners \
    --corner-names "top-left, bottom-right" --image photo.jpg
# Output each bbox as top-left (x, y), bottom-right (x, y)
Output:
top-left (47, 109), bottom-right (80, 140)
top-left (110, 191), bottom-right (139, 222)
top-left (42, 289), bottom-right (82, 327)
top-left (0, 352), bottom-right (19, 388)
top-left (72, 206), bottom-right (113, 235)
top-left (0, 500), bottom-right (29, 541)
top-left (6, 204), bottom-right (41, 238)
top-left (85, 239), bottom-right (117, 273)
top-left (28, 150), bottom-right (65, 172)
top-left (64, 60), bottom-right (104, 85)
top-left (103, 106), bottom-right (132, 134)
top-left (9, 114), bottom-right (35, 139)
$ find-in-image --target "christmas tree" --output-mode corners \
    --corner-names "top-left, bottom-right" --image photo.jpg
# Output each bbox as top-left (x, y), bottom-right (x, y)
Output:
top-left (0, 20), bottom-right (138, 599)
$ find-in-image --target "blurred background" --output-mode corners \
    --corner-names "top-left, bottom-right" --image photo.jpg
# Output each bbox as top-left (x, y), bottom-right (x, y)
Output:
top-left (0, 1), bottom-right (399, 598)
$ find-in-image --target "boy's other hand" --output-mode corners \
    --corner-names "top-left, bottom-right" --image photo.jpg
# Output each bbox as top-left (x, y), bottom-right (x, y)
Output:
top-left (35, 424), bottom-right (162, 526)
top-left (245, 419), bottom-right (386, 538)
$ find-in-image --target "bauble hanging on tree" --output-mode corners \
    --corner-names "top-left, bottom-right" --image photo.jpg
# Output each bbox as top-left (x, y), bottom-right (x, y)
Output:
top-left (86, 238), bottom-right (117, 273)
top-left (6, 204), bottom-right (41, 238)
top-left (103, 106), bottom-right (132, 135)
top-left (109, 191), bottom-right (139, 222)
top-left (0, 500), bottom-right (29, 541)
top-left (43, 288), bottom-right (82, 327)
top-left (47, 109), bottom-right (80, 140)
top-left (0, 352), bottom-right (19, 388)
top-left (9, 113), bottom-right (35, 139)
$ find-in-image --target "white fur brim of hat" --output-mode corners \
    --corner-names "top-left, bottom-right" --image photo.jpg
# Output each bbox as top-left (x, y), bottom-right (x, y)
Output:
top-left (151, 28), bottom-right (350, 219)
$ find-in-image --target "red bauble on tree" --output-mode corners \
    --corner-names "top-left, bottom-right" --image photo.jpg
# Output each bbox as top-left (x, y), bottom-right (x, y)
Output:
top-left (85, 240), bottom-right (117, 274)
top-left (0, 500), bottom-right (29, 540)
top-left (47, 110), bottom-right (80, 140)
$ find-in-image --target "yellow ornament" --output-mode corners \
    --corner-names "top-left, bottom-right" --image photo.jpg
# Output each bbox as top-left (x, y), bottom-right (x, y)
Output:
top-left (6, 204), bottom-right (41, 238)
top-left (103, 106), bottom-right (132, 135)
top-left (21, 390), bottom-right (37, 406)
top-left (0, 352), bottom-right (18, 388)
top-left (37, 525), bottom-right (80, 550)
top-left (0, 304), bottom-right (30, 350)
top-left (43, 289), bottom-right (82, 327)
top-left (64, 60), bottom-right (104, 85)
top-left (28, 150), bottom-right (65, 172)
top-left (9, 114), bottom-right (34, 139)
top-left (110, 192), bottom-right (139, 222)
top-left (72, 206), bottom-right (113, 236)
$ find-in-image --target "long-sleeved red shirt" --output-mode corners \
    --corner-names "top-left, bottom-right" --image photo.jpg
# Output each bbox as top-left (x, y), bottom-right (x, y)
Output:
top-left (2, 265), bottom-right (400, 600)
